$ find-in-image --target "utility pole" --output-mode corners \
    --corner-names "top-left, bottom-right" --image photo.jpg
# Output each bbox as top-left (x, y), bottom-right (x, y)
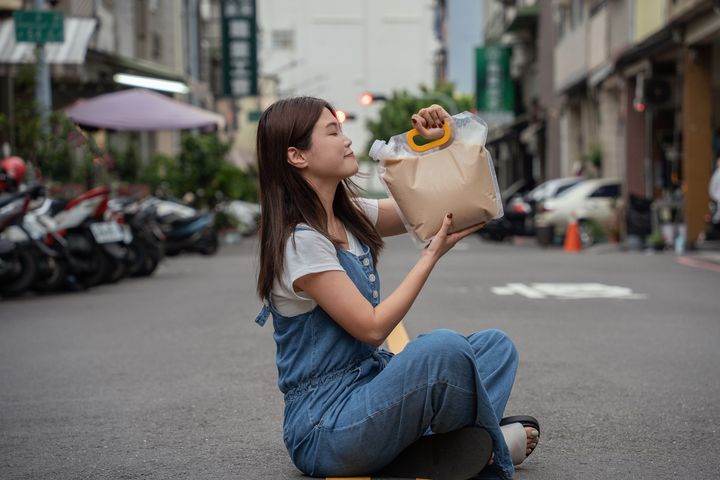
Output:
top-left (187, 0), bottom-right (199, 106)
top-left (33, 0), bottom-right (52, 134)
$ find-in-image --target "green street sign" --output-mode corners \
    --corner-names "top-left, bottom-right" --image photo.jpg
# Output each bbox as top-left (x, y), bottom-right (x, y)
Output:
top-left (476, 45), bottom-right (514, 124)
top-left (221, 0), bottom-right (258, 97)
top-left (13, 11), bottom-right (64, 43)
top-left (247, 110), bottom-right (262, 122)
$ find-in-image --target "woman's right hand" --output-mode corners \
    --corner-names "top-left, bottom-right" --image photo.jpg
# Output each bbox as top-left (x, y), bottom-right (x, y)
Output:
top-left (411, 104), bottom-right (451, 140)
top-left (422, 213), bottom-right (486, 262)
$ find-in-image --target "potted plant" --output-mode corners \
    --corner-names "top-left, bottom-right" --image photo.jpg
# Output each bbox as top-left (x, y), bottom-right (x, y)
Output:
top-left (647, 231), bottom-right (665, 251)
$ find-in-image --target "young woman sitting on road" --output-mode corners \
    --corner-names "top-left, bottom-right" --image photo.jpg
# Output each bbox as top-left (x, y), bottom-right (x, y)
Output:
top-left (254, 97), bottom-right (539, 479)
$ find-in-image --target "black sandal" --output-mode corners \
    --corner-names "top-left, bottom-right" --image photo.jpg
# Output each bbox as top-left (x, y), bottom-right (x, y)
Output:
top-left (375, 426), bottom-right (493, 480)
top-left (500, 415), bottom-right (539, 433)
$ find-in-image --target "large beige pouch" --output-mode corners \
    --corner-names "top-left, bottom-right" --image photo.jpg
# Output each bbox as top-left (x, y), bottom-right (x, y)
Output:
top-left (369, 112), bottom-right (503, 246)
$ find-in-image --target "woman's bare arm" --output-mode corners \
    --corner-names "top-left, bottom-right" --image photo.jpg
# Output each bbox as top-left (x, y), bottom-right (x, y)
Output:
top-left (375, 198), bottom-right (408, 237)
top-left (294, 214), bottom-right (485, 346)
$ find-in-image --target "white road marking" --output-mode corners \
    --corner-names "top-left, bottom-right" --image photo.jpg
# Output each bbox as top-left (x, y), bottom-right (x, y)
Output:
top-left (506, 283), bottom-right (547, 298)
top-left (491, 283), bottom-right (646, 300)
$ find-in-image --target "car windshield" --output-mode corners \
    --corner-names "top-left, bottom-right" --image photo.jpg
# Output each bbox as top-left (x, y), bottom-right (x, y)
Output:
top-left (555, 181), bottom-right (585, 198)
top-left (554, 182), bottom-right (581, 197)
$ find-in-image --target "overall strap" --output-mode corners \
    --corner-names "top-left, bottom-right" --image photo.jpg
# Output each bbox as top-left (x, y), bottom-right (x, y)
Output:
top-left (255, 300), bottom-right (271, 326)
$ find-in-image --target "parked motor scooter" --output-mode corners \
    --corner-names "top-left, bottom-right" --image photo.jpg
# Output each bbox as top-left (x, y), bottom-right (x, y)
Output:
top-left (50, 186), bottom-right (131, 288)
top-left (0, 185), bottom-right (61, 296)
top-left (108, 197), bottom-right (165, 277)
top-left (147, 198), bottom-right (218, 256)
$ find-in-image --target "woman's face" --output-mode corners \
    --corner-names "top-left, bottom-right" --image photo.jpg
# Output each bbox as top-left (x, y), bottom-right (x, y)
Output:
top-left (300, 107), bottom-right (356, 181)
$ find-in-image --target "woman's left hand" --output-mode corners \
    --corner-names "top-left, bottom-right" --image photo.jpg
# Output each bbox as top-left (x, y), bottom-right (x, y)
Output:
top-left (411, 104), bottom-right (451, 140)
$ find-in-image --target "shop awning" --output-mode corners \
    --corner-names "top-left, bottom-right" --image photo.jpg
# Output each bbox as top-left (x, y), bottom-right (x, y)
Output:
top-left (0, 16), bottom-right (96, 64)
top-left (65, 88), bottom-right (225, 131)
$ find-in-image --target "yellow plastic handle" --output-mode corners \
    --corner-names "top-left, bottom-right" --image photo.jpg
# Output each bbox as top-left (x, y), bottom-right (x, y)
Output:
top-left (405, 121), bottom-right (452, 153)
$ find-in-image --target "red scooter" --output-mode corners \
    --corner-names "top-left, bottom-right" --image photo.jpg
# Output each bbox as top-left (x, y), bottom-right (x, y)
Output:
top-left (45, 186), bottom-right (131, 288)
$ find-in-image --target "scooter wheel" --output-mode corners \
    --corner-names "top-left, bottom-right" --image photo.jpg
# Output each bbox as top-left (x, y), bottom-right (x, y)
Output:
top-left (0, 248), bottom-right (37, 297)
top-left (199, 229), bottom-right (219, 256)
top-left (33, 256), bottom-right (68, 293)
top-left (78, 245), bottom-right (108, 289)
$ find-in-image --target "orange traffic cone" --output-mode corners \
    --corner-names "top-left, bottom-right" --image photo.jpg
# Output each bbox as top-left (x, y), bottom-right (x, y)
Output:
top-left (563, 215), bottom-right (582, 253)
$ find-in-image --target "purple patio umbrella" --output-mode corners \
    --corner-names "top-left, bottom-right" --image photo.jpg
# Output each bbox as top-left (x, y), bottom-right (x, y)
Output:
top-left (65, 88), bottom-right (225, 131)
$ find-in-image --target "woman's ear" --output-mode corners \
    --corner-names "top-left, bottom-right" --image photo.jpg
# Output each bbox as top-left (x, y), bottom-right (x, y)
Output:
top-left (287, 147), bottom-right (308, 169)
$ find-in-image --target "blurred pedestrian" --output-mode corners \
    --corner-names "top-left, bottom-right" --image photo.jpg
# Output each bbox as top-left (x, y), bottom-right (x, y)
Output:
top-left (710, 157), bottom-right (720, 223)
top-left (252, 98), bottom-right (539, 479)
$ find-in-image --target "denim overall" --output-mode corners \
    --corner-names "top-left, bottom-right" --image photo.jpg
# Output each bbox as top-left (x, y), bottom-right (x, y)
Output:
top-left (255, 227), bottom-right (517, 479)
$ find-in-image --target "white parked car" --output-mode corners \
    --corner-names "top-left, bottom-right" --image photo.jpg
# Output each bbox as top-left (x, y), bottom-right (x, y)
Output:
top-left (526, 176), bottom-right (585, 203)
top-left (535, 178), bottom-right (622, 245)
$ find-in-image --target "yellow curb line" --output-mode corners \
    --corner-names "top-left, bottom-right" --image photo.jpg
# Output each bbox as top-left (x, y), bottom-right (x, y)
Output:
top-left (385, 320), bottom-right (410, 354)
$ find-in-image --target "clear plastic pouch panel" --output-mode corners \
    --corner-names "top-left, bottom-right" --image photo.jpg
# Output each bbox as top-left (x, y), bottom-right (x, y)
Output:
top-left (370, 111), bottom-right (503, 247)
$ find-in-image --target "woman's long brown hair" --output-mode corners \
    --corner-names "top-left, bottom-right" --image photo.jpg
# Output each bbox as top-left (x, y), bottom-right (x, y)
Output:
top-left (256, 96), bottom-right (384, 302)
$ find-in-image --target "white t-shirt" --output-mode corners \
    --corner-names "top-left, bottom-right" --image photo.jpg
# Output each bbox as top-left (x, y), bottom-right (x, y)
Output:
top-left (270, 198), bottom-right (379, 317)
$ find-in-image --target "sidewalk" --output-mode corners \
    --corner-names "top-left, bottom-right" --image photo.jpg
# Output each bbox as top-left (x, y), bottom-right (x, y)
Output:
top-left (677, 240), bottom-right (720, 272)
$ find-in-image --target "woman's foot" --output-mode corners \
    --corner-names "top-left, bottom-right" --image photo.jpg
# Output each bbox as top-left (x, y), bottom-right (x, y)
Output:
top-left (500, 420), bottom-right (540, 466)
top-left (525, 426), bottom-right (539, 456)
top-left (492, 426), bottom-right (538, 462)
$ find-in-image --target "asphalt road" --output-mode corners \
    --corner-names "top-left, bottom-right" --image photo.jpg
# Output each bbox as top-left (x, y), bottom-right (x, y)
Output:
top-left (1, 235), bottom-right (718, 479)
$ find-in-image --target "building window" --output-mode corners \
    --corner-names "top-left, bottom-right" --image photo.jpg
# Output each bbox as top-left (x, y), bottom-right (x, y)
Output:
top-left (152, 33), bottom-right (162, 60)
top-left (272, 29), bottom-right (294, 50)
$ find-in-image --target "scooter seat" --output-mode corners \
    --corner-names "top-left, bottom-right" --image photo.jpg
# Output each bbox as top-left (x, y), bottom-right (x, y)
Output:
top-left (49, 199), bottom-right (67, 216)
top-left (0, 191), bottom-right (26, 208)
top-left (169, 214), bottom-right (207, 228)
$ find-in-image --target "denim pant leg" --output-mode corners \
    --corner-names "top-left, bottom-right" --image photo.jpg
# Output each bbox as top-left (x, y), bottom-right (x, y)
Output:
top-left (466, 329), bottom-right (519, 420)
top-left (301, 329), bottom-right (515, 479)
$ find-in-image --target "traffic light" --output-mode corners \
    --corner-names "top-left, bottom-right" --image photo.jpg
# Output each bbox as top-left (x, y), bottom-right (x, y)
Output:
top-left (359, 92), bottom-right (388, 106)
top-left (335, 110), bottom-right (357, 123)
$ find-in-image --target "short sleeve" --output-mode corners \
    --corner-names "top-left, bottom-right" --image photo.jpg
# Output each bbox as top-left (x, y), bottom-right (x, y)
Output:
top-left (284, 229), bottom-right (344, 286)
top-left (353, 197), bottom-right (379, 226)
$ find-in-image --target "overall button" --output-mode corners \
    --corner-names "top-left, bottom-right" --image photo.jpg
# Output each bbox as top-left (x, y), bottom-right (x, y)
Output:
top-left (362, 258), bottom-right (370, 267)
top-left (372, 290), bottom-right (379, 299)
top-left (368, 273), bottom-right (376, 282)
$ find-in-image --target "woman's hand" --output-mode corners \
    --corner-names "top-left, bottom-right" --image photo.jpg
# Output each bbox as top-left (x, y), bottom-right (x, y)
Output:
top-left (421, 213), bottom-right (486, 263)
top-left (411, 104), bottom-right (451, 140)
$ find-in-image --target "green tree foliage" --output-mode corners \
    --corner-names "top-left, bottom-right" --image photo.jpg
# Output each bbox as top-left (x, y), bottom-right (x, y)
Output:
top-left (0, 64), bottom-right (80, 182)
top-left (364, 83), bottom-right (474, 157)
top-left (139, 133), bottom-right (258, 206)
top-left (110, 138), bottom-right (141, 183)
